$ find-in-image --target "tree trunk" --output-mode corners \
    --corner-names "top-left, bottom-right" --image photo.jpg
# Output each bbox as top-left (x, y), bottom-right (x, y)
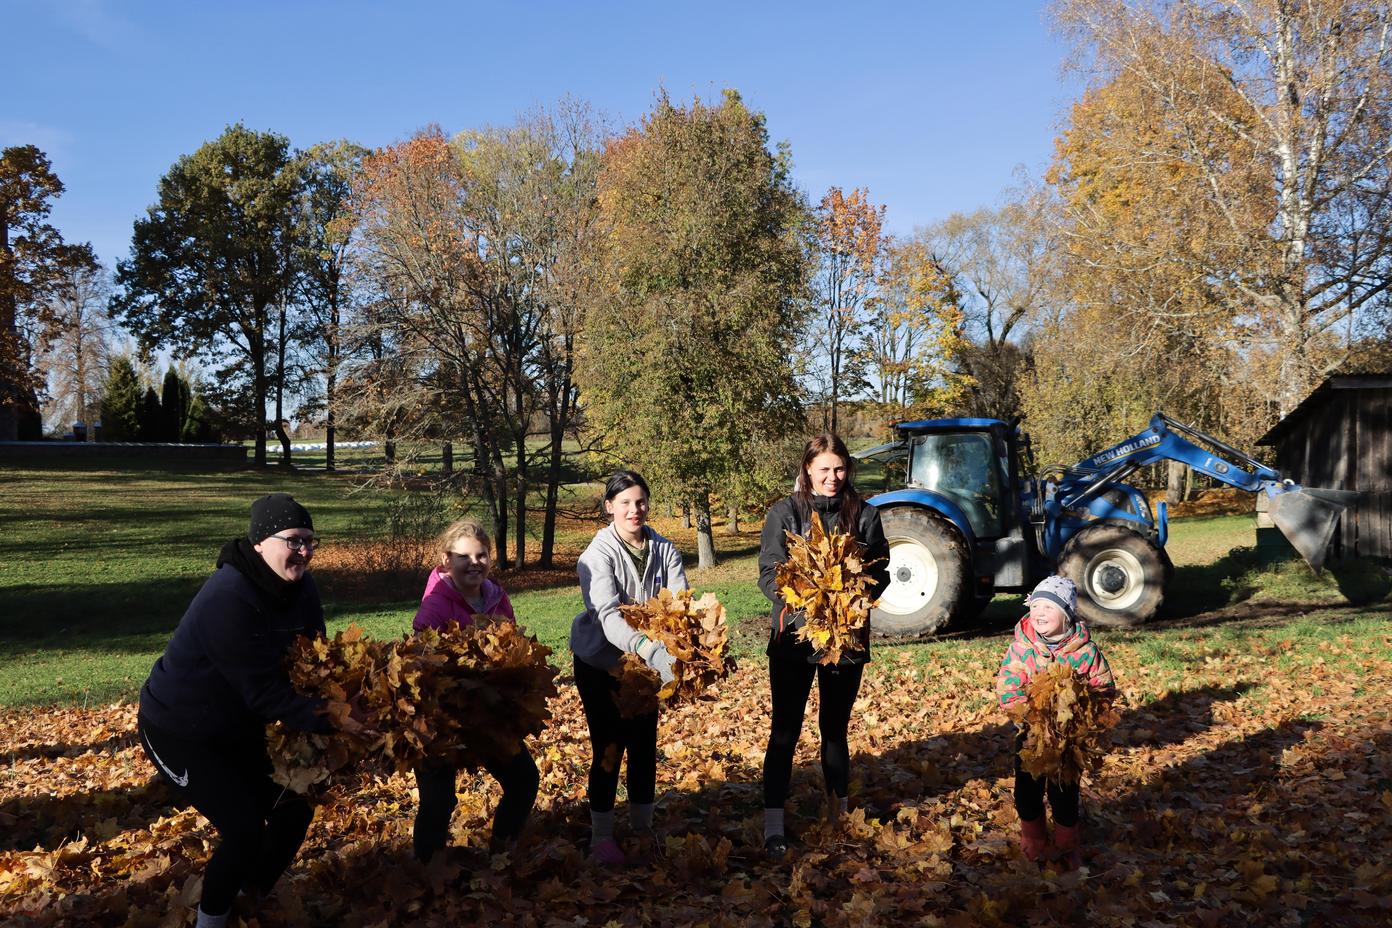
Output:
top-left (252, 327), bottom-right (268, 467)
top-left (695, 494), bottom-right (717, 570)
top-left (1166, 460), bottom-right (1185, 507)
top-left (274, 300), bottom-right (292, 466)
top-left (681, 500), bottom-right (692, 529)
top-left (325, 311), bottom-right (338, 472)
top-left (442, 441), bottom-right (453, 475)
top-left (0, 218), bottom-right (18, 442)
top-left (514, 441), bottom-right (527, 570)
top-left (1183, 462), bottom-right (1195, 502)
top-left (725, 501), bottom-right (740, 534)
top-left (540, 420), bottom-right (565, 568)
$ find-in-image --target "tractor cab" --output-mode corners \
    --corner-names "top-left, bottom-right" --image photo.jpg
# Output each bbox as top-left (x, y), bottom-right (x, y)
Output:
top-left (863, 418), bottom-right (1038, 636)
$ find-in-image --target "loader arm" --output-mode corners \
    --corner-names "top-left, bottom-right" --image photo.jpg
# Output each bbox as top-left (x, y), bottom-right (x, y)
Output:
top-left (1052, 413), bottom-right (1354, 571)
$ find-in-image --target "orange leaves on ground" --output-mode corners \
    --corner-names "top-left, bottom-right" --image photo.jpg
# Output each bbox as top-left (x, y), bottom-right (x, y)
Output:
top-left (268, 619), bottom-right (558, 793)
top-left (4, 619), bottom-right (1392, 926)
top-left (615, 588), bottom-right (736, 715)
top-left (1006, 660), bottom-right (1120, 784)
top-left (776, 516), bottom-right (881, 664)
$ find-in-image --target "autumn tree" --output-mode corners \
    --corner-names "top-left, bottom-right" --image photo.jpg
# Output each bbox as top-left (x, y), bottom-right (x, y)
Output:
top-left (295, 140), bottom-right (370, 472)
top-left (582, 90), bottom-right (810, 569)
top-left (919, 183), bottom-right (1061, 419)
top-left (36, 263), bottom-right (115, 436)
top-left (452, 105), bottom-right (608, 567)
top-left (806, 187), bottom-right (884, 433)
top-left (0, 145), bottom-right (98, 440)
top-left (860, 236), bottom-right (972, 425)
top-left (1051, 0), bottom-right (1392, 415)
top-left (113, 124), bottom-right (301, 466)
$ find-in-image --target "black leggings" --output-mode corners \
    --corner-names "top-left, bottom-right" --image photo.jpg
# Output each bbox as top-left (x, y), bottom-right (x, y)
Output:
top-left (412, 746), bottom-right (540, 862)
top-left (1013, 731), bottom-right (1080, 826)
top-left (137, 715), bottom-right (314, 917)
top-left (573, 656), bottom-right (658, 813)
top-left (762, 633), bottom-right (864, 809)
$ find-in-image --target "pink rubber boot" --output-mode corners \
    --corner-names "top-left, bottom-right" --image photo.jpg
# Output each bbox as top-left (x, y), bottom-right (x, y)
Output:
top-left (1019, 817), bottom-right (1049, 862)
top-left (1051, 822), bottom-right (1083, 871)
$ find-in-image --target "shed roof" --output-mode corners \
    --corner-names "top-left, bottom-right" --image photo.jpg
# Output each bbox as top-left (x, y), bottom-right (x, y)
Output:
top-left (1257, 374), bottom-right (1392, 446)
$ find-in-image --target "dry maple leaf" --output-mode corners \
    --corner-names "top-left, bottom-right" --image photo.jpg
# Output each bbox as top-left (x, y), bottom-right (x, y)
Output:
top-left (1005, 661), bottom-right (1120, 784)
top-left (268, 619), bottom-right (559, 793)
top-left (774, 515), bottom-right (882, 664)
top-left (615, 588), bottom-right (736, 713)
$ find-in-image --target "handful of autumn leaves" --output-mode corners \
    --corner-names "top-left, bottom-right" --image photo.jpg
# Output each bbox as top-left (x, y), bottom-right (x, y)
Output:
top-left (776, 515), bottom-right (883, 665)
top-left (1005, 661), bottom-right (1120, 784)
top-left (267, 618), bottom-right (558, 794)
top-left (610, 589), bottom-right (736, 718)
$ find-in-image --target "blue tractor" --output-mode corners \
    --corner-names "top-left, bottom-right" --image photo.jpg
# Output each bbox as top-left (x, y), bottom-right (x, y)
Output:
top-left (863, 412), bottom-right (1353, 634)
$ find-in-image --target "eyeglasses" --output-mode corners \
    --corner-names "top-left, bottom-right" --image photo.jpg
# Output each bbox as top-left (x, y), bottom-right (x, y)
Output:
top-left (269, 534), bottom-right (320, 554)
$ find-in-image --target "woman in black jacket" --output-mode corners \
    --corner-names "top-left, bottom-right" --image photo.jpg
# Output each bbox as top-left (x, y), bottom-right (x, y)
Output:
top-left (757, 434), bottom-right (890, 858)
top-left (137, 493), bottom-right (339, 928)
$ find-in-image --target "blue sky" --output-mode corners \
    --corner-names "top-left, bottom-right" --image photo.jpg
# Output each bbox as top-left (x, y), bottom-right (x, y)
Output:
top-left (8, 0), bottom-right (1082, 271)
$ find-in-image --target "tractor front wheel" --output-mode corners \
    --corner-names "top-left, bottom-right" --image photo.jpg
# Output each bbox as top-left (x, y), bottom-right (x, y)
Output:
top-left (871, 507), bottom-right (970, 637)
top-left (1057, 524), bottom-right (1167, 627)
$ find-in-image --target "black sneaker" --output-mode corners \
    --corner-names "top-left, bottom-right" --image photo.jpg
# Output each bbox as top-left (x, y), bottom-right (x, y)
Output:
top-left (764, 834), bottom-right (789, 860)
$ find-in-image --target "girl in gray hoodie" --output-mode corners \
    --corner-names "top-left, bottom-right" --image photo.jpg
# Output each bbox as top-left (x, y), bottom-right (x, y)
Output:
top-left (569, 470), bottom-right (687, 865)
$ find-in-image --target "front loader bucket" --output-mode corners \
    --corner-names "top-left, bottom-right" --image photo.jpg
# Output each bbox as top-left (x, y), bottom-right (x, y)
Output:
top-left (1267, 488), bottom-right (1358, 573)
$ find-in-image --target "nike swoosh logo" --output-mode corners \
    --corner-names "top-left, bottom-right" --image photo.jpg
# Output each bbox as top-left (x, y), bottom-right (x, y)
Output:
top-left (142, 729), bottom-right (190, 787)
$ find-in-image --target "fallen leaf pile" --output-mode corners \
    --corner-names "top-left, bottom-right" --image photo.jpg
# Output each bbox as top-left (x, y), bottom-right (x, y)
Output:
top-left (268, 619), bottom-right (559, 793)
top-left (614, 589), bottom-right (737, 715)
top-left (3, 617), bottom-right (1392, 926)
top-left (1005, 660), bottom-right (1121, 784)
top-left (776, 515), bottom-right (882, 664)
top-left (610, 652), bottom-right (663, 719)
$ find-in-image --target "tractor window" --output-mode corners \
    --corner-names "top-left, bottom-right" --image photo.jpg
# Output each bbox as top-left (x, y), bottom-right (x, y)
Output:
top-left (908, 432), bottom-right (1004, 538)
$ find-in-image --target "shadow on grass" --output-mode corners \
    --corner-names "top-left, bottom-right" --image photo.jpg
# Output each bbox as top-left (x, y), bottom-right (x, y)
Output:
top-left (0, 576), bottom-right (202, 645)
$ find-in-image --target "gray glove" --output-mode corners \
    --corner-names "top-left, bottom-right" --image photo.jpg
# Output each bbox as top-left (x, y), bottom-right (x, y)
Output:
top-left (636, 636), bottom-right (676, 685)
top-left (648, 647), bottom-right (676, 686)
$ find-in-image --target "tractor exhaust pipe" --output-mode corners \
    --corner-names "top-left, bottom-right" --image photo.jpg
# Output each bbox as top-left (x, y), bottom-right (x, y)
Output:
top-left (1266, 487), bottom-right (1358, 573)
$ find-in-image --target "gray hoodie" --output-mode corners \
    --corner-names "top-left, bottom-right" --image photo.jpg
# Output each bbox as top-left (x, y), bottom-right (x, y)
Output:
top-left (569, 524), bottom-right (688, 670)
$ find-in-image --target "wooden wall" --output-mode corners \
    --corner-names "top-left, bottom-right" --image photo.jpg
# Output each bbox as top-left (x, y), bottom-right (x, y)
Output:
top-left (1272, 386), bottom-right (1391, 560)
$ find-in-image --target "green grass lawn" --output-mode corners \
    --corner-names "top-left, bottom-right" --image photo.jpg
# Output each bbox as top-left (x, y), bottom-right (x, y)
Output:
top-left (2, 460), bottom-right (1388, 707)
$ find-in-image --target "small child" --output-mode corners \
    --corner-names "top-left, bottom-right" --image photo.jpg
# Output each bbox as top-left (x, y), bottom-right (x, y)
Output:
top-left (410, 520), bottom-right (538, 863)
top-left (995, 576), bottom-right (1115, 869)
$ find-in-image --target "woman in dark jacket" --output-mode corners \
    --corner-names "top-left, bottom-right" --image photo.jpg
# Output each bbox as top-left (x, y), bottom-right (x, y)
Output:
top-left (137, 493), bottom-right (338, 928)
top-left (758, 434), bottom-right (890, 858)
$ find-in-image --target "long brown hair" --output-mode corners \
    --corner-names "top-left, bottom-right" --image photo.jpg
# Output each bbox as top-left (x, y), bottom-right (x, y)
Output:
top-left (794, 433), bottom-right (863, 535)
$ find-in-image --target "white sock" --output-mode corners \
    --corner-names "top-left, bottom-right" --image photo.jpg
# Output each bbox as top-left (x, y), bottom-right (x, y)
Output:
top-left (629, 802), bottom-right (654, 833)
top-left (195, 906), bottom-right (230, 928)
top-left (763, 808), bottom-right (785, 840)
top-left (590, 808), bottom-right (615, 843)
top-left (836, 795), bottom-right (849, 816)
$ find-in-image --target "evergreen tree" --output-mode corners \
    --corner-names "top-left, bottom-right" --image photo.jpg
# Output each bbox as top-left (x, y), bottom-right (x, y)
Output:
top-left (99, 357), bottom-right (141, 441)
top-left (160, 367), bottom-right (190, 443)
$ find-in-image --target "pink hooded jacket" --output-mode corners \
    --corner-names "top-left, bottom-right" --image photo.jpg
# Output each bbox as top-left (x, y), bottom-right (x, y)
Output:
top-left (412, 568), bottom-right (515, 632)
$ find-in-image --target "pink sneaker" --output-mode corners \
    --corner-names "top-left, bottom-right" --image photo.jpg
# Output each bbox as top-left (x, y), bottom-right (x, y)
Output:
top-left (590, 838), bottom-right (626, 867)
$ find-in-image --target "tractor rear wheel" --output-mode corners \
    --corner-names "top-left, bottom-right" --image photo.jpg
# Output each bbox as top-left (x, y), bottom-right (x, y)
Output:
top-left (1057, 523), bottom-right (1166, 627)
top-left (871, 506), bottom-right (970, 637)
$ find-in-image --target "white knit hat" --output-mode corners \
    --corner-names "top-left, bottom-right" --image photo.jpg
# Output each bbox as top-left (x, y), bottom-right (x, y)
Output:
top-left (1028, 575), bottom-right (1077, 622)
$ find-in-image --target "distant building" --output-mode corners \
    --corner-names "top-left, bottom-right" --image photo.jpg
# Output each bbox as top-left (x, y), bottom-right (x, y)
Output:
top-left (1257, 375), bottom-right (1392, 560)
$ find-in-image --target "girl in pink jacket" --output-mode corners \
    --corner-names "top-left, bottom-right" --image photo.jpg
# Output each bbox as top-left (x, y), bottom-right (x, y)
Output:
top-left (410, 520), bottom-right (537, 862)
top-left (995, 575), bottom-right (1115, 870)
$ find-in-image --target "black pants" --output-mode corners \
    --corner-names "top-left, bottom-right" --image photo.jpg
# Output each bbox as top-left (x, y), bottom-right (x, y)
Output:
top-left (573, 656), bottom-right (658, 814)
top-left (412, 746), bottom-right (539, 863)
top-left (1013, 731), bottom-right (1080, 826)
top-left (762, 633), bottom-right (864, 809)
top-left (137, 714), bottom-right (314, 917)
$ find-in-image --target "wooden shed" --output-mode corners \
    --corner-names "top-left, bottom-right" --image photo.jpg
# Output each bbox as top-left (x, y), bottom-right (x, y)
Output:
top-left (1257, 374), bottom-right (1392, 560)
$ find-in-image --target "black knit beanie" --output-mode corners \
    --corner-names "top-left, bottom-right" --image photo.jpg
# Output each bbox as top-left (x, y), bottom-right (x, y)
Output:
top-left (248, 493), bottom-right (314, 542)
